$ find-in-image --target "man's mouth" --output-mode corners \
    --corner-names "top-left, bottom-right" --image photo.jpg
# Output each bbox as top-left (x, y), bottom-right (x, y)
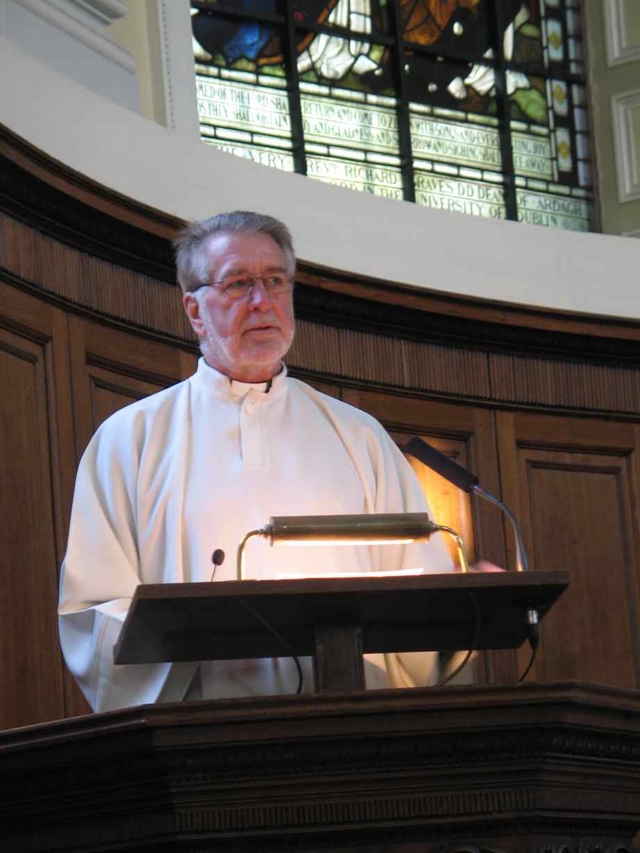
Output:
top-left (246, 324), bottom-right (278, 333)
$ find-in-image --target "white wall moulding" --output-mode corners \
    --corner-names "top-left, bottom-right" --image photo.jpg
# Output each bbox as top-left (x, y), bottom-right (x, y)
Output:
top-left (156, 0), bottom-right (199, 136)
top-left (8, 0), bottom-right (134, 70)
top-left (603, 0), bottom-right (640, 67)
top-left (50, 0), bottom-right (129, 29)
top-left (1, 0), bottom-right (139, 110)
top-left (612, 90), bottom-right (640, 203)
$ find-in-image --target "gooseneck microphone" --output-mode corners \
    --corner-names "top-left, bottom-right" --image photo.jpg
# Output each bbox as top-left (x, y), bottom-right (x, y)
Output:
top-left (404, 437), bottom-right (530, 573)
top-left (210, 548), bottom-right (225, 581)
top-left (404, 437), bottom-right (480, 494)
top-left (404, 436), bottom-right (538, 650)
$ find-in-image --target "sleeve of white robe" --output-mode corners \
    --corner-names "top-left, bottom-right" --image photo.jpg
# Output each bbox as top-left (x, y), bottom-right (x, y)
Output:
top-left (58, 416), bottom-right (194, 712)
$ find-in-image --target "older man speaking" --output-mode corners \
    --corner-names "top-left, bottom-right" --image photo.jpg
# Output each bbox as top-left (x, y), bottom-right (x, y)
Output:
top-left (58, 211), bottom-right (452, 712)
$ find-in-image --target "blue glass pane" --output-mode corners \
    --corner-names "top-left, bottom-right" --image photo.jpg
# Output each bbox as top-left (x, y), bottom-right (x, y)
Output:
top-left (192, 8), bottom-right (284, 71)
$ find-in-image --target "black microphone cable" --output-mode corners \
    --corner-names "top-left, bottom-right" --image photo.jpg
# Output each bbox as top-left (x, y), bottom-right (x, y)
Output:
top-left (210, 548), bottom-right (304, 693)
top-left (238, 597), bottom-right (305, 695)
top-left (434, 590), bottom-right (482, 687)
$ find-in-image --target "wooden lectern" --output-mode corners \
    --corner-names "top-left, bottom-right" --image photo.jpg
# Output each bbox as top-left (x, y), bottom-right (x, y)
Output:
top-left (114, 570), bottom-right (568, 692)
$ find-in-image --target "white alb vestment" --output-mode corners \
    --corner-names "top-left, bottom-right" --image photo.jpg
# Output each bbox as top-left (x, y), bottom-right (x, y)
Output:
top-left (59, 359), bottom-right (452, 712)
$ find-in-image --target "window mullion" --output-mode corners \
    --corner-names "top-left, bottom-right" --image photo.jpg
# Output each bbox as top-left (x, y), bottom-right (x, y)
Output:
top-left (283, 0), bottom-right (307, 176)
top-left (490, 0), bottom-right (518, 221)
top-left (388, 0), bottom-right (415, 203)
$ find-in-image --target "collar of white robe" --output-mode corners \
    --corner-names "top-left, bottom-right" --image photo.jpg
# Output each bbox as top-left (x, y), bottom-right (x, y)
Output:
top-left (236, 512), bottom-right (469, 580)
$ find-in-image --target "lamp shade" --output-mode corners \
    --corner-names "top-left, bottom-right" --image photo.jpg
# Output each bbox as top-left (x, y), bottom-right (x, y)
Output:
top-left (264, 513), bottom-right (439, 545)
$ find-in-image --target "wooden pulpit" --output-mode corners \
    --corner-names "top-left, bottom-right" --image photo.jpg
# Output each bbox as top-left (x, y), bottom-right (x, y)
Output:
top-left (6, 570), bottom-right (640, 851)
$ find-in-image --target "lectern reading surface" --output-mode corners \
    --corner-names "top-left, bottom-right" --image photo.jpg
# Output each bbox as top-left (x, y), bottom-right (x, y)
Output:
top-left (114, 571), bottom-right (568, 692)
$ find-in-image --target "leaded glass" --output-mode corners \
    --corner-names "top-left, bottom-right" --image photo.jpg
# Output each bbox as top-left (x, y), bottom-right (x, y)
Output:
top-left (298, 34), bottom-right (392, 93)
top-left (400, 0), bottom-right (493, 60)
top-left (292, 0), bottom-right (390, 35)
top-left (192, 0), bottom-right (594, 233)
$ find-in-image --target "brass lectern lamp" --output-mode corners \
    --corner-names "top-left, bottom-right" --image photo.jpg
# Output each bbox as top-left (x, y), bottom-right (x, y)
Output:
top-left (236, 512), bottom-right (470, 581)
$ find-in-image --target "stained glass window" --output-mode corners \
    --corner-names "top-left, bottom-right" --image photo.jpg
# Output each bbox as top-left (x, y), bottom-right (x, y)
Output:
top-left (192, 0), bottom-right (593, 232)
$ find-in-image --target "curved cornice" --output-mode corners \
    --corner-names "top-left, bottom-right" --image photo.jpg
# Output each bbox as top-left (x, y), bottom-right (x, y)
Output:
top-left (0, 129), bottom-right (178, 284)
top-left (1, 125), bottom-right (640, 370)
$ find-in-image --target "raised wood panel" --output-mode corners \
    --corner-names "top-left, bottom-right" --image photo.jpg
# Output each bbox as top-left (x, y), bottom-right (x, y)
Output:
top-left (498, 412), bottom-right (640, 688)
top-left (69, 316), bottom-right (197, 454)
top-left (89, 366), bottom-right (170, 432)
top-left (0, 283), bottom-right (77, 728)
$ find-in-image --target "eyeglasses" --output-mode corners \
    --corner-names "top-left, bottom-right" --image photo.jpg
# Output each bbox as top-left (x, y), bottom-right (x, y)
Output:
top-left (195, 274), bottom-right (294, 301)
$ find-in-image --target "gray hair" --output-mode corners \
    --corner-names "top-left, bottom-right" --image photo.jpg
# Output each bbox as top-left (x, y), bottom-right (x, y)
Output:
top-left (173, 210), bottom-right (296, 293)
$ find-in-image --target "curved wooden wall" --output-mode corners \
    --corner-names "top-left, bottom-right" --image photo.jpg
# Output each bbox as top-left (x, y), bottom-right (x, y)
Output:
top-left (2, 126), bottom-right (640, 729)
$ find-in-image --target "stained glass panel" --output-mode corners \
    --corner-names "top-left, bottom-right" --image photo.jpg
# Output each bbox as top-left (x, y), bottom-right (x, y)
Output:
top-left (511, 6), bottom-right (544, 71)
top-left (414, 167), bottom-right (507, 219)
top-left (302, 86), bottom-right (399, 154)
top-left (192, 0), bottom-right (594, 233)
top-left (411, 107), bottom-right (502, 171)
top-left (292, 0), bottom-right (389, 35)
top-left (298, 34), bottom-right (392, 93)
top-left (297, 31), bottom-right (400, 198)
top-left (405, 53), bottom-right (498, 113)
top-left (516, 186), bottom-right (591, 231)
top-left (196, 0), bottom-right (285, 10)
top-left (400, 0), bottom-right (494, 59)
top-left (307, 151), bottom-right (404, 199)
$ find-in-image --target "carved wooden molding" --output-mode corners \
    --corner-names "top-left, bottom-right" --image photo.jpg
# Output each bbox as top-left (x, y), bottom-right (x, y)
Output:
top-left (2, 683), bottom-right (640, 852)
top-left (2, 126), bottom-right (640, 417)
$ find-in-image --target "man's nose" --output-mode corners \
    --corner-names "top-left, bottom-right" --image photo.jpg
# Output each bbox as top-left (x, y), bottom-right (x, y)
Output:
top-left (248, 278), bottom-right (274, 308)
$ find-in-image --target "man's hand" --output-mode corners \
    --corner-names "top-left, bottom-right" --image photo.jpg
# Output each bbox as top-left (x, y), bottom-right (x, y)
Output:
top-left (454, 559), bottom-right (505, 573)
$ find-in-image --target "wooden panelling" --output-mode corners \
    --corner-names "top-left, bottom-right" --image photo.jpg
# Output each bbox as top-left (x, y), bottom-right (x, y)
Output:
top-left (498, 412), bottom-right (640, 688)
top-left (0, 213), bottom-right (192, 342)
top-left (0, 285), bottom-right (200, 729)
top-left (289, 319), bottom-right (491, 397)
top-left (0, 283), bottom-right (75, 727)
top-left (490, 351), bottom-right (640, 412)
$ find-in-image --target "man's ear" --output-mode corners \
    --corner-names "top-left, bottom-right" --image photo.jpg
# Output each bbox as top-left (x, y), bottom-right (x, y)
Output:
top-left (183, 291), bottom-right (205, 337)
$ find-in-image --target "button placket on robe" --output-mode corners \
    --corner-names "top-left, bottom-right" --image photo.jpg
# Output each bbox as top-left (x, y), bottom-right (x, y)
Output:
top-left (239, 391), bottom-right (267, 467)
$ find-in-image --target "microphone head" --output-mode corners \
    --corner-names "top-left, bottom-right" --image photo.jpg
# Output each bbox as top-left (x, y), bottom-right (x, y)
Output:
top-left (211, 548), bottom-right (225, 567)
top-left (404, 437), bottom-right (479, 493)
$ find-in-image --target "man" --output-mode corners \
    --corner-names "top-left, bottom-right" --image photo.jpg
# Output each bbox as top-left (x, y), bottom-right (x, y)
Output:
top-left (59, 211), bottom-right (452, 713)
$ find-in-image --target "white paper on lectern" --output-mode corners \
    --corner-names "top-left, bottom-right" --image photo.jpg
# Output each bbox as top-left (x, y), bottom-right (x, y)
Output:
top-left (276, 568), bottom-right (426, 579)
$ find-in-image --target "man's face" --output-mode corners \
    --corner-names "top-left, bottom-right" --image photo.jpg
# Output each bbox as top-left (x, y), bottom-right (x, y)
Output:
top-left (182, 231), bottom-right (295, 383)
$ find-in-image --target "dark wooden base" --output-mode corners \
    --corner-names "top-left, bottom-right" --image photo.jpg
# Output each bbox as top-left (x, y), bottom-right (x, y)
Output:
top-left (2, 682), bottom-right (640, 851)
